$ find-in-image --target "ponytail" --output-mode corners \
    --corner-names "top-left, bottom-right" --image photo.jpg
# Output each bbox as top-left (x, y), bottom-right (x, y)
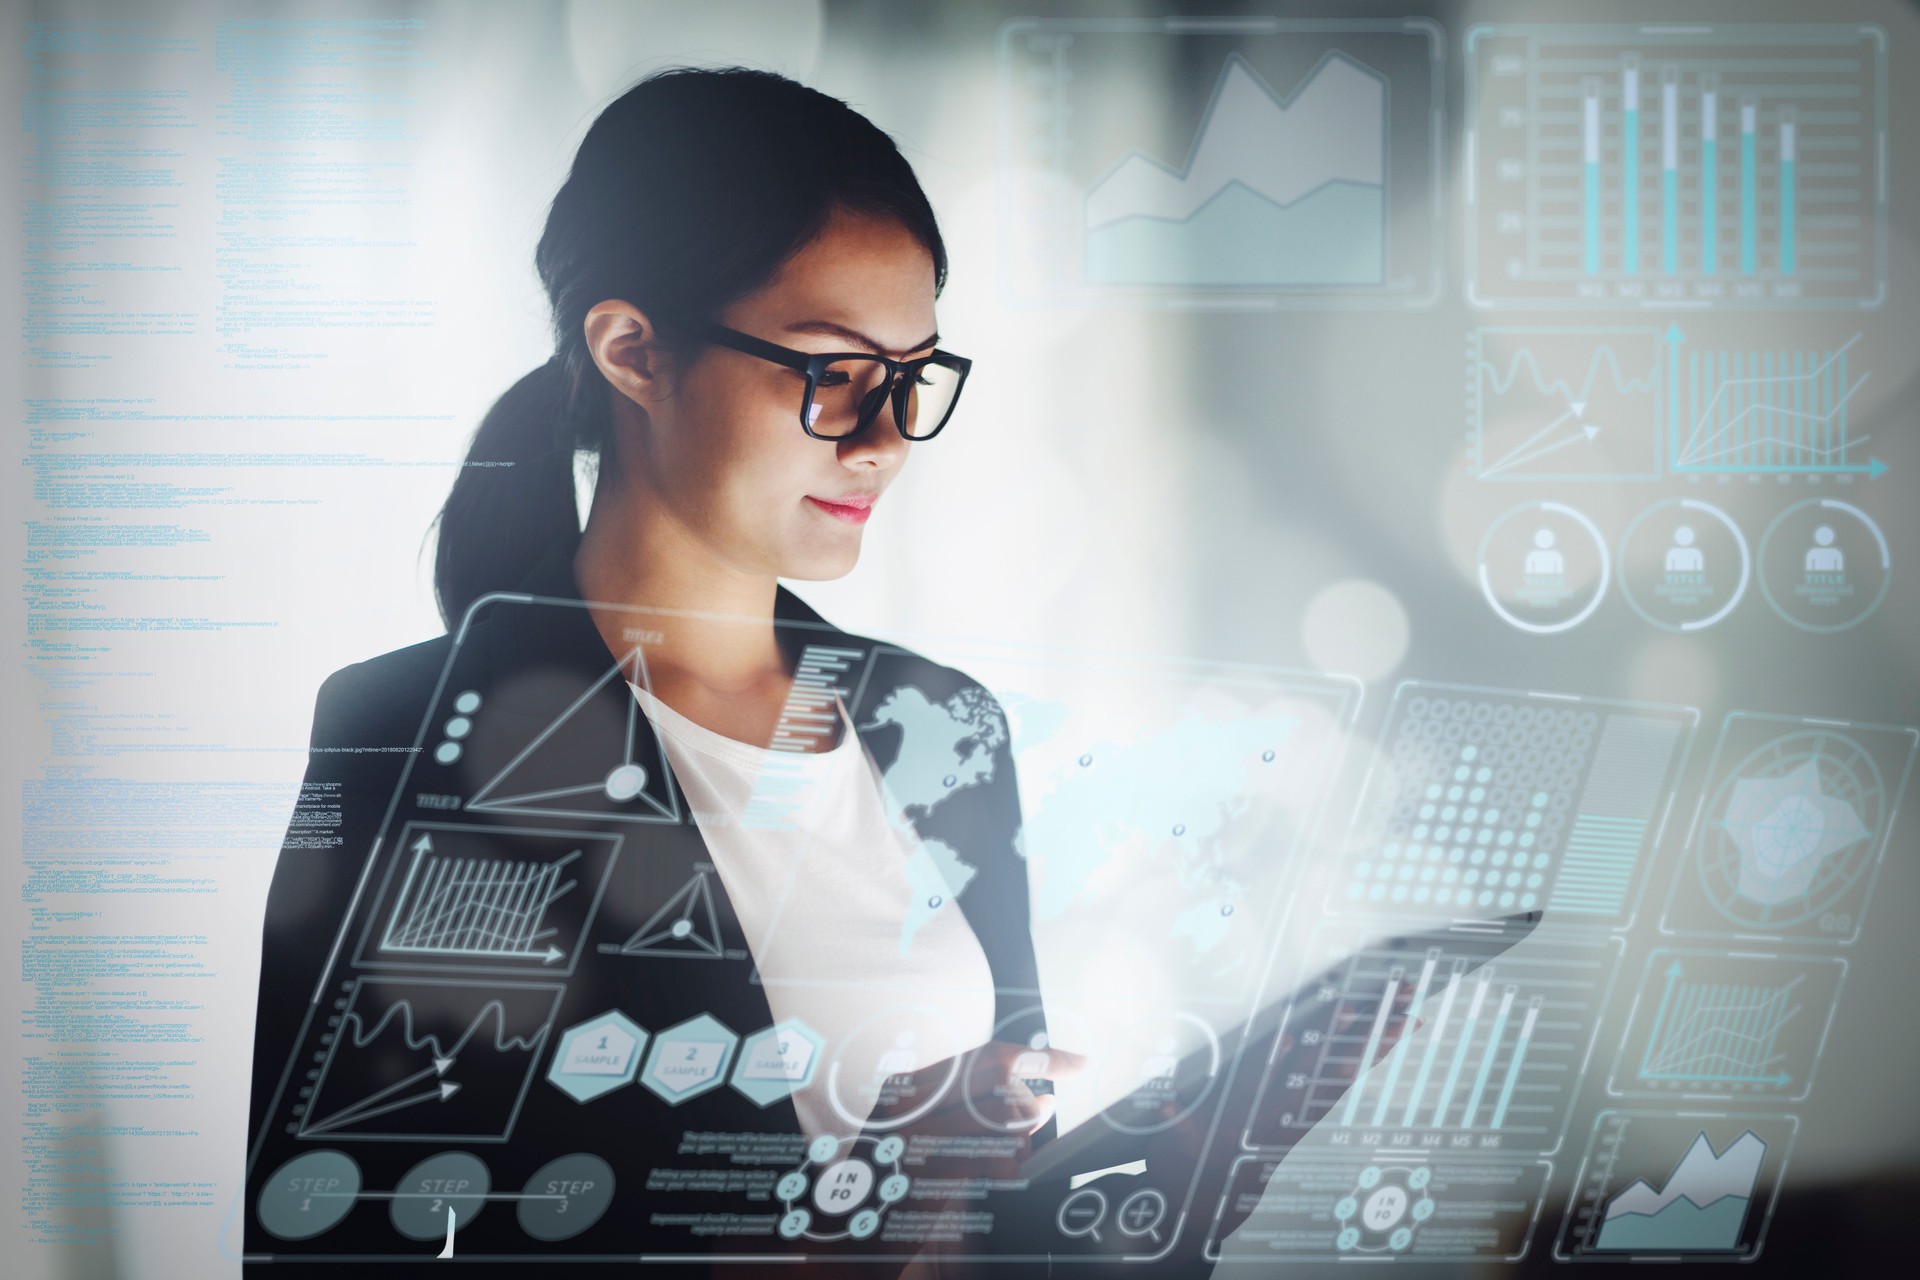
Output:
top-left (432, 354), bottom-right (585, 628)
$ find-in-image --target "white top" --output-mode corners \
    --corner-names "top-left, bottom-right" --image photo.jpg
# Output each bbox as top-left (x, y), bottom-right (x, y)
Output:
top-left (628, 681), bottom-right (999, 1141)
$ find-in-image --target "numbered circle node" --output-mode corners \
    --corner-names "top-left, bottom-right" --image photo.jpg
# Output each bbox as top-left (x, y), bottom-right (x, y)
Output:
top-left (1695, 729), bottom-right (1885, 931)
top-left (1333, 1164), bottom-right (1434, 1255)
top-left (391, 1151), bottom-right (489, 1240)
top-left (1616, 499), bottom-right (1751, 632)
top-left (776, 1133), bottom-right (909, 1243)
top-left (518, 1153), bottom-right (615, 1242)
top-left (1757, 498), bottom-right (1890, 632)
top-left (1477, 501), bottom-right (1610, 634)
top-left (257, 1150), bottom-right (361, 1241)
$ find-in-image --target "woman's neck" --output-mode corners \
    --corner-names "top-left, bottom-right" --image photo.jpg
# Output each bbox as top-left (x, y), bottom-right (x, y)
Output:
top-left (573, 477), bottom-right (789, 695)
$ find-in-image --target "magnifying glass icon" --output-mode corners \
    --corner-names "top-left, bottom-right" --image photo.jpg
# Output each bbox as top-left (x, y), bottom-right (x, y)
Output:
top-left (1117, 1188), bottom-right (1168, 1245)
top-left (1056, 1188), bottom-right (1108, 1243)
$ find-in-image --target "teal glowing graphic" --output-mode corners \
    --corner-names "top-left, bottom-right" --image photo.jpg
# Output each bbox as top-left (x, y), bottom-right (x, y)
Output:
top-left (1638, 961), bottom-right (1801, 1087)
top-left (1083, 52), bottom-right (1384, 287)
top-left (1467, 25), bottom-right (1887, 308)
top-left (1596, 1130), bottom-right (1763, 1251)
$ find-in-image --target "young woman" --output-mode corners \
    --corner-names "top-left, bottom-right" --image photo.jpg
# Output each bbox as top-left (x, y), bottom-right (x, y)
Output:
top-left (243, 67), bottom-right (1090, 1276)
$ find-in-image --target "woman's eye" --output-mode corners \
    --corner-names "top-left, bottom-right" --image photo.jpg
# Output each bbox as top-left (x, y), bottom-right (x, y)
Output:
top-left (817, 370), bottom-right (850, 387)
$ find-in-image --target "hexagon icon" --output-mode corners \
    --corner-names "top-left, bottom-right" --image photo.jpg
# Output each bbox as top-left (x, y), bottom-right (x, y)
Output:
top-left (730, 1018), bottom-right (823, 1107)
top-left (547, 1010), bottom-right (647, 1103)
top-left (641, 1013), bottom-right (738, 1104)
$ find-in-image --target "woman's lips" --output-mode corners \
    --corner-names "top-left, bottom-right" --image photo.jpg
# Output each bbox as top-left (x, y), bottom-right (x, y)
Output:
top-left (806, 495), bottom-right (874, 524)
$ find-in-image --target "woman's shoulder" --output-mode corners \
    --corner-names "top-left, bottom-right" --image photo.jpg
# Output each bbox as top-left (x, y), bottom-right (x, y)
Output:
top-left (307, 632), bottom-right (454, 750)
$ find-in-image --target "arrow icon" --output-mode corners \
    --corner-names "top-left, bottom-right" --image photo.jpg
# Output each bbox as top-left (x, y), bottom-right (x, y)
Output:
top-left (1480, 402), bottom-right (1602, 478)
top-left (303, 1057), bottom-right (459, 1135)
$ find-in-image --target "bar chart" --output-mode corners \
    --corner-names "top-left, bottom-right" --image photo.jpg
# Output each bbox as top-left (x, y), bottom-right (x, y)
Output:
top-left (1467, 25), bottom-right (1887, 309)
top-left (1246, 922), bottom-right (1616, 1158)
top-left (1668, 329), bottom-right (1878, 476)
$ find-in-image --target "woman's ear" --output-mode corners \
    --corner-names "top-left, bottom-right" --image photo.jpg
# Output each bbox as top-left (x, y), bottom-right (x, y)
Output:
top-left (583, 300), bottom-right (672, 414)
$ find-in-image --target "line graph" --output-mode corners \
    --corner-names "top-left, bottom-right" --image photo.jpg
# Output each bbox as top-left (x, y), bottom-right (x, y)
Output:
top-left (297, 977), bottom-right (563, 1142)
top-left (356, 824), bottom-right (620, 975)
top-left (1469, 327), bottom-right (1661, 481)
top-left (1609, 951), bottom-right (1844, 1102)
top-left (1668, 327), bottom-right (1880, 476)
top-left (383, 845), bottom-right (579, 960)
top-left (1640, 966), bottom-right (1801, 1085)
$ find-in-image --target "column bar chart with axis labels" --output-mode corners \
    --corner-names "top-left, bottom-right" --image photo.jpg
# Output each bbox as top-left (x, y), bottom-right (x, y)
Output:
top-left (1467, 25), bottom-right (1887, 309)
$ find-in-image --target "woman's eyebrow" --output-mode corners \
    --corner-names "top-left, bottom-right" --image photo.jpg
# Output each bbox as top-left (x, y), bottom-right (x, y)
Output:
top-left (783, 319), bottom-right (939, 357)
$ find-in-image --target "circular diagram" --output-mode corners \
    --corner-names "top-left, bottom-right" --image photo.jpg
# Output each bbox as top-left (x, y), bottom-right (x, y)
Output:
top-left (776, 1132), bottom-right (910, 1243)
top-left (1333, 1163), bottom-right (1433, 1255)
top-left (1617, 498), bottom-right (1751, 631)
top-left (1757, 499), bottom-right (1890, 632)
top-left (1477, 501), bottom-right (1610, 634)
top-left (1696, 730), bottom-right (1885, 931)
top-left (1097, 1011), bottom-right (1219, 1136)
top-left (824, 1005), bottom-right (966, 1131)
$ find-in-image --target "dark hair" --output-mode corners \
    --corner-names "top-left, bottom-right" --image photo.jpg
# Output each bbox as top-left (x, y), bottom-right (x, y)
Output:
top-left (431, 66), bottom-right (949, 628)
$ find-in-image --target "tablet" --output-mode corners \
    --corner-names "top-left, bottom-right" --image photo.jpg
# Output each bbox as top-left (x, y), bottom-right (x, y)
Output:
top-left (1019, 910), bottom-right (1544, 1184)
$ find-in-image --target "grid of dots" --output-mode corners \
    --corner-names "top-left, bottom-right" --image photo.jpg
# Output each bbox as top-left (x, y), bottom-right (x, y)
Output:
top-left (1345, 695), bottom-right (1599, 913)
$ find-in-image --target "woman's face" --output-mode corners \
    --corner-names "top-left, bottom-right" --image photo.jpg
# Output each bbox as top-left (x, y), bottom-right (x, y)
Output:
top-left (607, 204), bottom-right (939, 583)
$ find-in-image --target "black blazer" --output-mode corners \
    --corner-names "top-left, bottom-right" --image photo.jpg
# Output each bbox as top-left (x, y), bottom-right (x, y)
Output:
top-left (243, 537), bottom-right (1055, 1272)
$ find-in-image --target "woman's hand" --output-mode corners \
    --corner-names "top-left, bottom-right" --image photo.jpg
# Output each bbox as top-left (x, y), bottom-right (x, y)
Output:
top-left (860, 1040), bottom-right (1086, 1276)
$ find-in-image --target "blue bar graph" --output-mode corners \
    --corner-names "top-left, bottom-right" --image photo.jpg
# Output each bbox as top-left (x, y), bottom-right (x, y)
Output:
top-left (1671, 334), bottom-right (1870, 474)
top-left (1490, 997), bottom-right (1544, 1128)
top-left (1699, 75), bottom-right (1718, 274)
top-left (1462, 986), bottom-right (1518, 1127)
top-left (1432, 975), bottom-right (1490, 1127)
top-left (1621, 57), bottom-right (1640, 275)
top-left (1583, 79), bottom-right (1602, 275)
top-left (1470, 25), bottom-right (1887, 307)
top-left (1660, 67), bottom-right (1679, 275)
top-left (1342, 967), bottom-right (1401, 1126)
top-left (1778, 107), bottom-right (1797, 275)
top-left (1739, 97), bottom-right (1758, 274)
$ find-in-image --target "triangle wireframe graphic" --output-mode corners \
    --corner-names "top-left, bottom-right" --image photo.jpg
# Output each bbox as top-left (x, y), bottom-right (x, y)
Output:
top-left (614, 870), bottom-right (724, 959)
top-left (466, 646), bottom-right (683, 825)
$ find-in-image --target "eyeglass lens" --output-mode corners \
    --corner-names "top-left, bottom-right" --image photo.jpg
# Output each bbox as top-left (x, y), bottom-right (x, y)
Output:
top-left (807, 356), bottom-right (962, 439)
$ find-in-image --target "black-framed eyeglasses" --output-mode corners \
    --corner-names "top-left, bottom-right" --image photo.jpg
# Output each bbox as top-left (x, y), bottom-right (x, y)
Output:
top-left (682, 318), bottom-right (972, 441)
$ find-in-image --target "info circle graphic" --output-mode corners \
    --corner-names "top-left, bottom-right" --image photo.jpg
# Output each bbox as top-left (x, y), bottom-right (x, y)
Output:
top-left (776, 1132), bottom-right (911, 1244)
top-left (1334, 1163), bottom-right (1435, 1254)
top-left (1697, 730), bottom-right (1885, 931)
top-left (1616, 498), bottom-right (1751, 631)
top-left (1757, 498), bottom-right (1890, 632)
top-left (1477, 500), bottom-right (1610, 634)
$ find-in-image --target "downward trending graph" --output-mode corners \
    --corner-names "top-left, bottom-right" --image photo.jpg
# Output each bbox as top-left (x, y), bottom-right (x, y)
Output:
top-left (1470, 327), bottom-right (1882, 481)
